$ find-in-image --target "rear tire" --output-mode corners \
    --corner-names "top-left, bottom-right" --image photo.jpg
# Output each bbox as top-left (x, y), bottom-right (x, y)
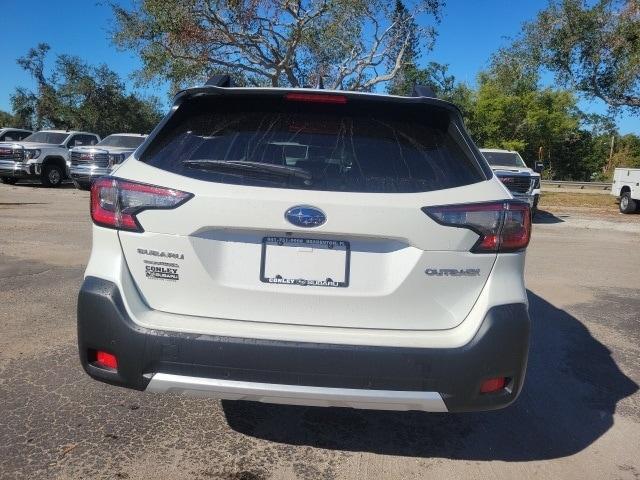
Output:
top-left (76, 182), bottom-right (91, 191)
top-left (0, 177), bottom-right (18, 185)
top-left (42, 164), bottom-right (63, 188)
top-left (619, 192), bottom-right (637, 214)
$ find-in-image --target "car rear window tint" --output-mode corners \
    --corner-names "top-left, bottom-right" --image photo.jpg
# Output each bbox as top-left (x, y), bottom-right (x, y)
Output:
top-left (140, 95), bottom-right (485, 193)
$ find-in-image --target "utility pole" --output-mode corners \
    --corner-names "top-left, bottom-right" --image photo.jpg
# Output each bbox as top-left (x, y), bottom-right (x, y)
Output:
top-left (605, 135), bottom-right (615, 174)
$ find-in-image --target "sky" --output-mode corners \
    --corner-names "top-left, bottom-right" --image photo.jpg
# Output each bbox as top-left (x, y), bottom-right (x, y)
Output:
top-left (0, 0), bottom-right (637, 134)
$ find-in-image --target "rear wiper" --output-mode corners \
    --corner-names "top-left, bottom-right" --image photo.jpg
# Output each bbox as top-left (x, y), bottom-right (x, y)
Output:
top-left (183, 159), bottom-right (312, 182)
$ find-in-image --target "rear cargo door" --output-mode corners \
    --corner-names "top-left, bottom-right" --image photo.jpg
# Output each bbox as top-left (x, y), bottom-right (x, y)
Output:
top-left (117, 92), bottom-right (505, 331)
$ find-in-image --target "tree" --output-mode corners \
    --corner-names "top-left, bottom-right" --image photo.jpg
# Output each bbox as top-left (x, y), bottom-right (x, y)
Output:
top-left (609, 134), bottom-right (640, 171)
top-left (386, 59), bottom-right (475, 123)
top-left (515, 0), bottom-right (640, 112)
top-left (0, 110), bottom-right (16, 126)
top-left (11, 44), bottom-right (164, 137)
top-left (14, 43), bottom-right (61, 130)
top-left (386, 0), bottom-right (421, 95)
top-left (467, 59), bottom-right (585, 178)
top-left (111, 0), bottom-right (443, 92)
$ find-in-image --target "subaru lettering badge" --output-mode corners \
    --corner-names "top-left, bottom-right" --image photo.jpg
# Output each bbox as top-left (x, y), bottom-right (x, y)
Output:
top-left (285, 206), bottom-right (326, 228)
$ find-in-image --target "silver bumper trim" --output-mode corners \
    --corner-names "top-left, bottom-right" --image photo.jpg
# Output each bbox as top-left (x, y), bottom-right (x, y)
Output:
top-left (69, 164), bottom-right (110, 181)
top-left (511, 193), bottom-right (535, 206)
top-left (0, 160), bottom-right (30, 176)
top-left (146, 373), bottom-right (448, 412)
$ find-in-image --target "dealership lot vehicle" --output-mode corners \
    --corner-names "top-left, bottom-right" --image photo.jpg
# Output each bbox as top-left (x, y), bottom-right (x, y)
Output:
top-left (1, 184), bottom-right (638, 480)
top-left (0, 127), bottom-right (31, 142)
top-left (0, 130), bottom-right (100, 187)
top-left (612, 167), bottom-right (640, 213)
top-left (69, 133), bottom-right (147, 190)
top-left (78, 83), bottom-right (532, 412)
top-left (480, 148), bottom-right (541, 212)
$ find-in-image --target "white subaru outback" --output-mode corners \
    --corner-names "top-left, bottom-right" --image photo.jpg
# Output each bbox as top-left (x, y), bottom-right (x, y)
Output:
top-left (78, 80), bottom-right (531, 412)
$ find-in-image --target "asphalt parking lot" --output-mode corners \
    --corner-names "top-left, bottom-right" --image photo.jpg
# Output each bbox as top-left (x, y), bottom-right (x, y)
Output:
top-left (1, 183), bottom-right (639, 480)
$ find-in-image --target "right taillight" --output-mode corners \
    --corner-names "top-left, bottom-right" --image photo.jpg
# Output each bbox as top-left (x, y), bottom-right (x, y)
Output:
top-left (422, 201), bottom-right (531, 253)
top-left (90, 177), bottom-right (193, 232)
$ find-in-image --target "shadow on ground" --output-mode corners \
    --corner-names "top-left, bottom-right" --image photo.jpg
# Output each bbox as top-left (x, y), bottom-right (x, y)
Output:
top-left (223, 291), bottom-right (638, 461)
top-left (533, 209), bottom-right (566, 224)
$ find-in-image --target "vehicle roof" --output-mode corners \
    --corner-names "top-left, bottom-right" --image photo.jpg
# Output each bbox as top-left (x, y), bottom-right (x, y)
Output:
top-left (174, 85), bottom-right (463, 115)
top-left (37, 130), bottom-right (100, 136)
top-left (479, 148), bottom-right (519, 154)
top-left (104, 133), bottom-right (147, 137)
top-left (0, 127), bottom-right (32, 131)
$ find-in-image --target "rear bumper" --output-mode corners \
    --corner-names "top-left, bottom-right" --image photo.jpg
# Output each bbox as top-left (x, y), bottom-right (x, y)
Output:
top-left (146, 374), bottom-right (448, 411)
top-left (77, 276), bottom-right (530, 412)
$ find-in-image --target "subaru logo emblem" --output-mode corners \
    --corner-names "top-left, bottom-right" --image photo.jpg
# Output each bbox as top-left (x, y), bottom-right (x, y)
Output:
top-left (285, 205), bottom-right (326, 228)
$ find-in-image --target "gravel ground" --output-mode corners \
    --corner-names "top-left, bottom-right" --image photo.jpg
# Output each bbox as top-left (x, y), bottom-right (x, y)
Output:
top-left (1, 183), bottom-right (638, 480)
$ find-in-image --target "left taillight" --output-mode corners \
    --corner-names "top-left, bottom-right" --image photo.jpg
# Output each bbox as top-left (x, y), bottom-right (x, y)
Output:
top-left (90, 177), bottom-right (193, 232)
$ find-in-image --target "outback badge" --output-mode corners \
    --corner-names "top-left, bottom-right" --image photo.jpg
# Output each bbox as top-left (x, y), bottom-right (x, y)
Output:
top-left (425, 268), bottom-right (481, 277)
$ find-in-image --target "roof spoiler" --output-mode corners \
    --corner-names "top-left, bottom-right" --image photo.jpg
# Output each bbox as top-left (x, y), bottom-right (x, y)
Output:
top-left (205, 74), bottom-right (234, 87)
top-left (204, 74), bottom-right (436, 99)
top-left (412, 84), bottom-right (436, 98)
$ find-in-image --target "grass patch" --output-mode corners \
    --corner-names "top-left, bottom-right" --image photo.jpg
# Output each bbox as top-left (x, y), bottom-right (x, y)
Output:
top-left (539, 191), bottom-right (617, 208)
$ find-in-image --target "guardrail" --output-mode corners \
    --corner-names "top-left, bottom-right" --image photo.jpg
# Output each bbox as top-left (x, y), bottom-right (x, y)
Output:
top-left (541, 180), bottom-right (611, 191)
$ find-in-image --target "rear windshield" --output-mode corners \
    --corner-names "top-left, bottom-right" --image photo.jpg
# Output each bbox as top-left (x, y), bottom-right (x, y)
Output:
top-left (98, 135), bottom-right (145, 148)
top-left (140, 96), bottom-right (485, 193)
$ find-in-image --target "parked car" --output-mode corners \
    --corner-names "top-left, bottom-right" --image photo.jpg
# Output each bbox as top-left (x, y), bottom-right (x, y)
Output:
top-left (69, 133), bottom-right (147, 190)
top-left (480, 148), bottom-right (541, 213)
top-left (612, 167), bottom-right (640, 214)
top-left (0, 130), bottom-right (100, 187)
top-left (0, 127), bottom-right (32, 142)
top-left (78, 78), bottom-right (532, 412)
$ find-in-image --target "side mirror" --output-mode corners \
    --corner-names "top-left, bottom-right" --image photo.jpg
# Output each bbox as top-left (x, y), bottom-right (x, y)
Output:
top-left (534, 162), bottom-right (544, 173)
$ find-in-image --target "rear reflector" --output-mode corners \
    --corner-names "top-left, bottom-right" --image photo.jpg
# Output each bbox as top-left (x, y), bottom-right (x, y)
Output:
top-left (90, 177), bottom-right (193, 233)
top-left (423, 201), bottom-right (531, 253)
top-left (95, 351), bottom-right (118, 370)
top-left (480, 377), bottom-right (506, 393)
top-left (285, 92), bottom-right (348, 104)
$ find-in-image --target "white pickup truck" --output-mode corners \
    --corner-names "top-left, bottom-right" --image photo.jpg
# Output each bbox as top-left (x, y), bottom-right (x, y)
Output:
top-left (69, 133), bottom-right (147, 190)
top-left (0, 130), bottom-right (100, 187)
top-left (479, 148), bottom-right (542, 213)
top-left (0, 127), bottom-right (32, 142)
top-left (612, 168), bottom-right (640, 214)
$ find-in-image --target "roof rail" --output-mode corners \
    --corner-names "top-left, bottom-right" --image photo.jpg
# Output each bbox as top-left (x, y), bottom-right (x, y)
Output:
top-left (412, 84), bottom-right (436, 98)
top-left (205, 74), bottom-right (234, 87)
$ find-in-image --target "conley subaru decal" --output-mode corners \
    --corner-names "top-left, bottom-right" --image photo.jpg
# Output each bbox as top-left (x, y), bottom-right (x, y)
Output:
top-left (285, 205), bottom-right (326, 228)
